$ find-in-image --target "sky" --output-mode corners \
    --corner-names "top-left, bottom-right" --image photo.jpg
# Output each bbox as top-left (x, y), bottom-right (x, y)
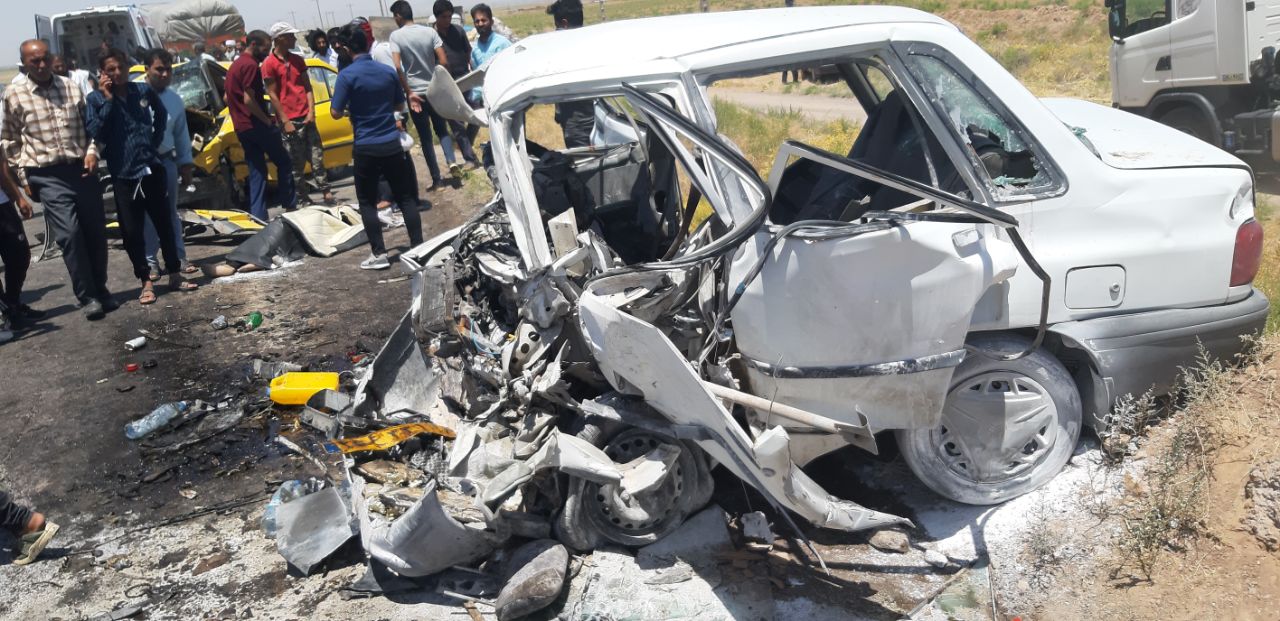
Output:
top-left (6, 0), bottom-right (533, 65)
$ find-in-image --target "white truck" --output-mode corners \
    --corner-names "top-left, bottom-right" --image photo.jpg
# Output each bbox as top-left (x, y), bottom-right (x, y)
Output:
top-left (35, 6), bottom-right (164, 72)
top-left (1108, 0), bottom-right (1280, 168)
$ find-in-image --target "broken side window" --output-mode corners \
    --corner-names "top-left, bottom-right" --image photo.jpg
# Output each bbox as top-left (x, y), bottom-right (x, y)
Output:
top-left (706, 53), bottom-right (962, 225)
top-left (902, 50), bottom-right (1059, 201)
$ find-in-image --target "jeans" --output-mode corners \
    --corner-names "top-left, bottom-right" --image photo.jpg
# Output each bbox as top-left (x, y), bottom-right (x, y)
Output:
top-left (283, 119), bottom-right (330, 202)
top-left (407, 103), bottom-right (445, 184)
top-left (446, 118), bottom-right (479, 165)
top-left (0, 201), bottom-right (30, 310)
top-left (353, 148), bottom-right (424, 256)
top-left (143, 157), bottom-right (187, 271)
top-left (0, 490), bottom-right (32, 534)
top-left (26, 163), bottom-right (109, 305)
top-left (113, 167), bottom-right (180, 282)
top-left (237, 124), bottom-right (296, 220)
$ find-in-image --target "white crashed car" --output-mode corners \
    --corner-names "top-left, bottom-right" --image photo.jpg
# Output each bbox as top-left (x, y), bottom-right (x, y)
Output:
top-left (415, 5), bottom-right (1268, 514)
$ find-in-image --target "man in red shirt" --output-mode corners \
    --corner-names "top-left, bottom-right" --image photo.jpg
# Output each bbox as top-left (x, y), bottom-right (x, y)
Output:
top-left (263, 22), bottom-right (334, 206)
top-left (224, 29), bottom-right (296, 220)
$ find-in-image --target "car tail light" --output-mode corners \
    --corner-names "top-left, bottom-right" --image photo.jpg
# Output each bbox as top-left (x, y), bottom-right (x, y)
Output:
top-left (1231, 219), bottom-right (1264, 286)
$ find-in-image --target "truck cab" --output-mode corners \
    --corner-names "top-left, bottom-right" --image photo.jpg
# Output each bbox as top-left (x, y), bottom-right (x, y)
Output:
top-left (1108, 0), bottom-right (1280, 166)
top-left (36, 6), bottom-right (163, 73)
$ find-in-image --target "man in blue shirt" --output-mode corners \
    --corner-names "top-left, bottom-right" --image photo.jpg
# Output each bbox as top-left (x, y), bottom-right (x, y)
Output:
top-left (466, 3), bottom-right (511, 145)
top-left (86, 48), bottom-right (197, 304)
top-left (331, 25), bottom-right (425, 271)
top-left (141, 48), bottom-right (199, 280)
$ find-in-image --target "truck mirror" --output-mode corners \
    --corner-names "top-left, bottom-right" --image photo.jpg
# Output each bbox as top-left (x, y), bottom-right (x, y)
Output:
top-left (1108, 0), bottom-right (1126, 41)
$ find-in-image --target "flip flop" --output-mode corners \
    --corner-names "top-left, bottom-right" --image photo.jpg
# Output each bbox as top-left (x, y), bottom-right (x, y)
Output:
top-left (13, 521), bottom-right (59, 566)
top-left (139, 289), bottom-right (157, 305)
top-left (180, 264), bottom-right (200, 275)
top-left (148, 269), bottom-right (161, 282)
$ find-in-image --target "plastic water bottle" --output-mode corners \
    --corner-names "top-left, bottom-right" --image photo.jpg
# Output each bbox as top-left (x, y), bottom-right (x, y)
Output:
top-left (124, 401), bottom-right (189, 440)
top-left (261, 479), bottom-right (315, 538)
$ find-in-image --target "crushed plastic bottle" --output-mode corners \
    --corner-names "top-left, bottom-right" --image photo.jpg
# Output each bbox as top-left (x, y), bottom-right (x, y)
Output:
top-left (245, 311), bottom-right (263, 330)
top-left (211, 315), bottom-right (228, 330)
top-left (124, 401), bottom-right (189, 440)
top-left (262, 478), bottom-right (324, 538)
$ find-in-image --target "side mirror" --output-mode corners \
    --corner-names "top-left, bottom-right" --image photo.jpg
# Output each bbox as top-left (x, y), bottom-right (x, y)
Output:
top-left (1264, 46), bottom-right (1276, 78)
top-left (1108, 0), bottom-right (1127, 41)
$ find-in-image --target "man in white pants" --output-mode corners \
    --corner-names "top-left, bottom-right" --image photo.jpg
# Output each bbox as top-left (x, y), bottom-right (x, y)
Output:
top-left (141, 48), bottom-right (196, 278)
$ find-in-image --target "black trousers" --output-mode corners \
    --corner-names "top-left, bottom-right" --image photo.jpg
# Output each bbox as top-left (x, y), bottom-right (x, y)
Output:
top-left (112, 167), bottom-right (180, 282)
top-left (27, 163), bottom-right (109, 305)
top-left (353, 148), bottom-right (424, 256)
top-left (0, 201), bottom-right (30, 309)
top-left (0, 490), bottom-right (32, 534)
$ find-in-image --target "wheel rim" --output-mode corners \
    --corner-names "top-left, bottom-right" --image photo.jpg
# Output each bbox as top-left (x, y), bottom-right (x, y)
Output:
top-left (582, 430), bottom-right (689, 544)
top-left (930, 371), bottom-right (1059, 484)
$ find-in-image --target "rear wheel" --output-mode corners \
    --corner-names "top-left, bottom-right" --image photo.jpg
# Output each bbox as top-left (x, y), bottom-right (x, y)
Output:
top-left (1158, 106), bottom-right (1214, 145)
top-left (896, 334), bottom-right (1082, 505)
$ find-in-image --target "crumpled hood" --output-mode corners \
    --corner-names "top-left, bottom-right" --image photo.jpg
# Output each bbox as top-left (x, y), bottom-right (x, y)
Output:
top-left (1042, 98), bottom-right (1246, 170)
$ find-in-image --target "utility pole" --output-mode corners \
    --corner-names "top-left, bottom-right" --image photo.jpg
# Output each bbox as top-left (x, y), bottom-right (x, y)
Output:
top-left (700, 0), bottom-right (709, 12)
top-left (314, 0), bottom-right (324, 28)
top-left (598, 0), bottom-right (605, 22)
top-left (348, 4), bottom-right (355, 20)
top-left (290, 11), bottom-right (298, 26)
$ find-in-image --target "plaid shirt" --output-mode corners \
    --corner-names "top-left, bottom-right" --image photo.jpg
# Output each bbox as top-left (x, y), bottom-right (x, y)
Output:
top-left (1, 74), bottom-right (98, 186)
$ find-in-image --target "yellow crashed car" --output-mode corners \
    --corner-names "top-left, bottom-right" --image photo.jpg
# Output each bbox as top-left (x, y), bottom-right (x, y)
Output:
top-left (131, 58), bottom-right (354, 209)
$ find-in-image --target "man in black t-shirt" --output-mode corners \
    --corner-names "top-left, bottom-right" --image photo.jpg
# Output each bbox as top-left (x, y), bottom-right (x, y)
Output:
top-left (433, 0), bottom-right (479, 173)
top-left (547, 0), bottom-right (595, 148)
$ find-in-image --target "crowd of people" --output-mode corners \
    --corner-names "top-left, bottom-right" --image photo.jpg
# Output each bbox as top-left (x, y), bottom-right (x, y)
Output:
top-left (0, 0), bottom-right (590, 570)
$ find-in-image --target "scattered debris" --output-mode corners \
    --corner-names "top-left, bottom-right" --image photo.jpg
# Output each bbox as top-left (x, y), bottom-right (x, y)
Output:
top-left (868, 528), bottom-right (911, 554)
top-left (740, 511), bottom-right (775, 551)
top-left (494, 539), bottom-right (569, 621)
top-left (925, 549), bottom-right (951, 569)
top-left (192, 550), bottom-right (231, 575)
top-left (124, 336), bottom-right (147, 351)
top-left (211, 315), bottom-right (228, 330)
top-left (1244, 461), bottom-right (1280, 551)
top-left (275, 486), bottom-right (356, 575)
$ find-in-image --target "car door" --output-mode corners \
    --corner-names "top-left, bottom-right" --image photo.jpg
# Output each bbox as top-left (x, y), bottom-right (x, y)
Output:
top-left (618, 82), bottom-right (1024, 436)
top-left (308, 64), bottom-right (354, 170)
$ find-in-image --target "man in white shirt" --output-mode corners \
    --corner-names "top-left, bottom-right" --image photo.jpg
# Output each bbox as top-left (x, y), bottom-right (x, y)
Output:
top-left (52, 56), bottom-right (94, 102)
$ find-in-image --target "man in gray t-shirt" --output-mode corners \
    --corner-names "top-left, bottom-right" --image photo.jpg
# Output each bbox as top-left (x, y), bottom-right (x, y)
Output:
top-left (389, 0), bottom-right (449, 188)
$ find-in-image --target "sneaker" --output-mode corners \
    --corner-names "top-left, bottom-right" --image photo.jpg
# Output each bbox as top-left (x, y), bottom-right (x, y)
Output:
top-left (360, 254), bottom-right (391, 270)
top-left (82, 299), bottom-right (105, 320)
top-left (449, 163), bottom-right (463, 178)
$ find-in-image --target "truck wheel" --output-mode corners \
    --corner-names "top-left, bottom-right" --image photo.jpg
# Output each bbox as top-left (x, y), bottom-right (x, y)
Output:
top-left (1158, 106), bottom-right (1212, 144)
top-left (896, 334), bottom-right (1081, 505)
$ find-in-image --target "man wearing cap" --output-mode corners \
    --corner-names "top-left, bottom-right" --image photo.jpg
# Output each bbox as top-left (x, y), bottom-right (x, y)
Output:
top-left (263, 22), bottom-right (334, 206)
top-left (224, 30), bottom-right (295, 220)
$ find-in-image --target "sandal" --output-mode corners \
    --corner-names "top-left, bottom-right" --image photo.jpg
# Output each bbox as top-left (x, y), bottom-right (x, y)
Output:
top-left (148, 269), bottom-right (161, 282)
top-left (138, 288), bottom-right (157, 305)
top-left (169, 279), bottom-right (199, 292)
top-left (180, 263), bottom-right (200, 275)
top-left (13, 520), bottom-right (59, 566)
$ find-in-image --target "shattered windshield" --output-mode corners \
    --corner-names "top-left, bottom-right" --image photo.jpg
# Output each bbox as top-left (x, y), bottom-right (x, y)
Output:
top-left (171, 62), bottom-right (217, 110)
top-left (906, 52), bottom-right (1052, 197)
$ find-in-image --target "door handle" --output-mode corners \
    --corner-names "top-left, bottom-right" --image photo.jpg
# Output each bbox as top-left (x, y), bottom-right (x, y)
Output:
top-left (1156, 55), bottom-right (1172, 71)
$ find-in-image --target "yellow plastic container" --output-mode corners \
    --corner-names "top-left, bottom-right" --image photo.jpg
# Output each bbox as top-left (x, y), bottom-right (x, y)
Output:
top-left (269, 372), bottom-right (340, 405)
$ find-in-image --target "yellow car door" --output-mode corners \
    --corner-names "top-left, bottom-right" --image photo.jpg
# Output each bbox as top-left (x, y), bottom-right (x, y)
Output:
top-left (306, 60), bottom-right (354, 170)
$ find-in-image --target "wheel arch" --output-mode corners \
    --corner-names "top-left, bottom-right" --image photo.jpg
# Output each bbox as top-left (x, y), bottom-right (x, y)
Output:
top-left (1144, 92), bottom-right (1223, 147)
top-left (972, 328), bottom-right (1110, 429)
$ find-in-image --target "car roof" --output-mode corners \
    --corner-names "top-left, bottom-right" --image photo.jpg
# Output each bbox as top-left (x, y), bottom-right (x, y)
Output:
top-left (484, 6), bottom-right (950, 108)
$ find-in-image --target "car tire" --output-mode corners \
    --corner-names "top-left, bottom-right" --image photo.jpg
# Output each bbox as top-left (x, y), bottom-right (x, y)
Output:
top-left (896, 333), bottom-right (1081, 505)
top-left (1158, 106), bottom-right (1213, 145)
